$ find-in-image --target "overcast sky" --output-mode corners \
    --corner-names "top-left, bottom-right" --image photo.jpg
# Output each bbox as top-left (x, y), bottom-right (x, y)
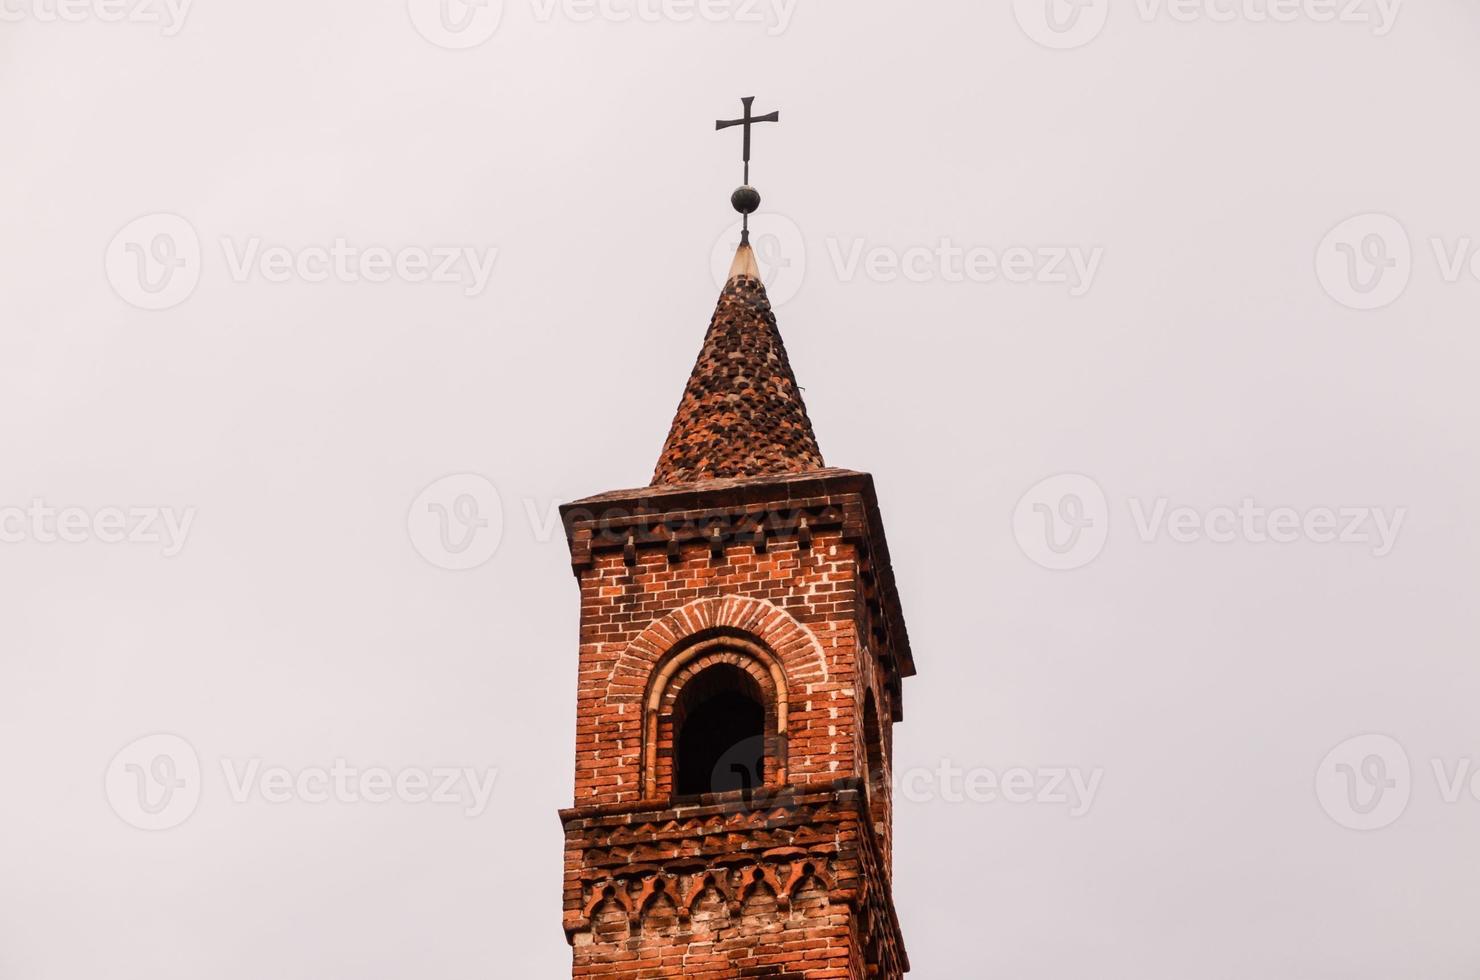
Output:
top-left (3, 1), bottom-right (1479, 977)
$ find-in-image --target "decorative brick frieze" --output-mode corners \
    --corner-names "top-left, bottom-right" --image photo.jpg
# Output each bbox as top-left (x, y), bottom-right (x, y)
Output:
top-left (561, 786), bottom-right (907, 978)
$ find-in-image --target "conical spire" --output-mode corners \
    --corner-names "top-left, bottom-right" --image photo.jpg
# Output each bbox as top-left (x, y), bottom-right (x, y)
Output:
top-left (651, 244), bottom-right (824, 486)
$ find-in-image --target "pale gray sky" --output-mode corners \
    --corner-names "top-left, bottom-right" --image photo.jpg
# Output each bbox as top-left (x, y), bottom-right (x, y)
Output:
top-left (3, 1), bottom-right (1479, 977)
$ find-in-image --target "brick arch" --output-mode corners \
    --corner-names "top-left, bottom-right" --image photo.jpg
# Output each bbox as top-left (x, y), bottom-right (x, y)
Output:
top-left (621, 596), bottom-right (828, 800)
top-left (619, 595), bottom-right (828, 681)
top-left (649, 638), bottom-right (785, 799)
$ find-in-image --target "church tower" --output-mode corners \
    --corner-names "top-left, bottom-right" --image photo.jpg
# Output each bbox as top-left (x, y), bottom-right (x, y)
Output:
top-left (558, 100), bottom-right (915, 978)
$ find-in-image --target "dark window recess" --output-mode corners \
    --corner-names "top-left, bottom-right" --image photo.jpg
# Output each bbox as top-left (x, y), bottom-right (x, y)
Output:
top-left (675, 664), bottom-right (765, 796)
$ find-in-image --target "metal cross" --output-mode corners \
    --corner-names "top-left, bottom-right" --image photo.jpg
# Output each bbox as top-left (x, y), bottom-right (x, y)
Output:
top-left (716, 96), bottom-right (780, 185)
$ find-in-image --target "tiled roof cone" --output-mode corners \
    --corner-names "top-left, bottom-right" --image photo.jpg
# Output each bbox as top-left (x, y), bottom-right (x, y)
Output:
top-left (651, 242), bottom-right (825, 485)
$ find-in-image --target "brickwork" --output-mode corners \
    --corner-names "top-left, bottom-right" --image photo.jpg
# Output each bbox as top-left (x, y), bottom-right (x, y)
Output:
top-left (558, 471), bottom-right (914, 978)
top-left (561, 787), bottom-right (904, 978)
top-left (558, 260), bottom-right (914, 977)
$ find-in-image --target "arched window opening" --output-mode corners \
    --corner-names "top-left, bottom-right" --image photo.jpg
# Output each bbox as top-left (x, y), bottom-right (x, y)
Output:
top-left (674, 663), bottom-right (766, 797)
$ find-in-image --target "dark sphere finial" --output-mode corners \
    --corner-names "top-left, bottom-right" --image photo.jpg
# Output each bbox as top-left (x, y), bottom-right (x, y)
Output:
top-left (731, 185), bottom-right (761, 215)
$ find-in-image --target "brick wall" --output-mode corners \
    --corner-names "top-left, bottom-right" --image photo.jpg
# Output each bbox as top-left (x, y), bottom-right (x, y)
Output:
top-left (571, 534), bottom-right (864, 806)
top-left (558, 471), bottom-right (911, 978)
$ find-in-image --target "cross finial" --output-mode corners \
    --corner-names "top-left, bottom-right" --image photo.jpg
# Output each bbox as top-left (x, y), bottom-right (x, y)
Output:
top-left (716, 96), bottom-right (780, 244)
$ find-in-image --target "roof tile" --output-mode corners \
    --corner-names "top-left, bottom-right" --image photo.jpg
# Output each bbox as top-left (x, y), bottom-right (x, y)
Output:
top-left (651, 254), bottom-right (824, 486)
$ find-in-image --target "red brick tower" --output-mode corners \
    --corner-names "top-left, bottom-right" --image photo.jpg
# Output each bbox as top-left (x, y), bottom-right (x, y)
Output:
top-left (557, 239), bottom-right (916, 978)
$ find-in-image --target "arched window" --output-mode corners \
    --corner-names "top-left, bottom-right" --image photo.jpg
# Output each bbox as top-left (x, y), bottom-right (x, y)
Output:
top-left (643, 634), bottom-right (790, 800)
top-left (673, 663), bottom-right (766, 797)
